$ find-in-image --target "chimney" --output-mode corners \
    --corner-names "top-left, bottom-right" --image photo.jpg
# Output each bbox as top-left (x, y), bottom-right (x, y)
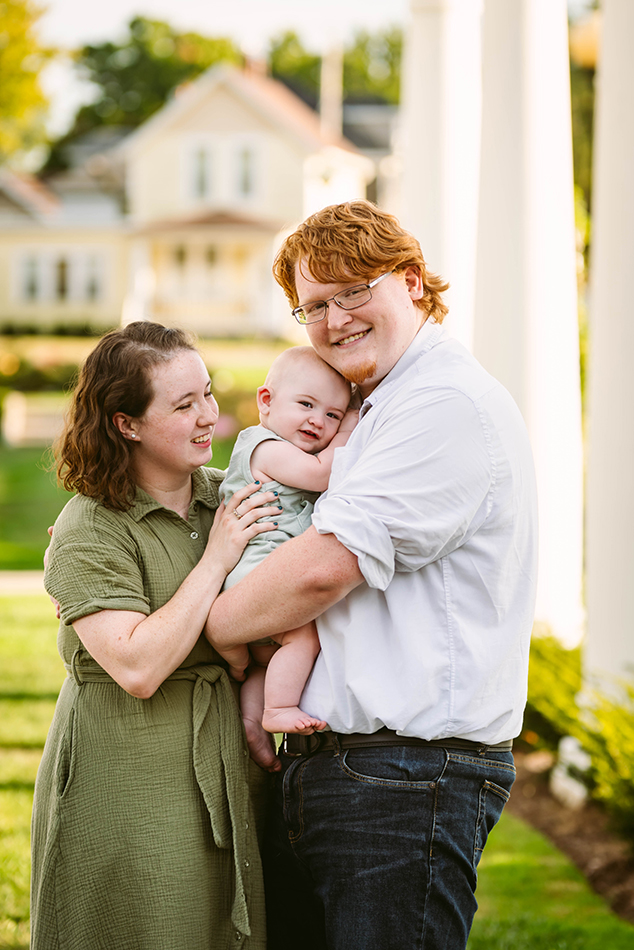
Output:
top-left (320, 44), bottom-right (344, 140)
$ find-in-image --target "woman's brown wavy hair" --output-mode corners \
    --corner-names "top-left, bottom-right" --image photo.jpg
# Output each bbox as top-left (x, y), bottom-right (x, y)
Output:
top-left (273, 199), bottom-right (449, 323)
top-left (57, 322), bottom-right (197, 511)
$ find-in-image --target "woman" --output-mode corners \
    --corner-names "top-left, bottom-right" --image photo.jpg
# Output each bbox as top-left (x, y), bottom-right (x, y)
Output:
top-left (32, 322), bottom-right (279, 950)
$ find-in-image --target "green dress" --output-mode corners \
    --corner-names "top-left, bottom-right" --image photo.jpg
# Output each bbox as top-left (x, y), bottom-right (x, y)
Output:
top-left (32, 467), bottom-right (269, 950)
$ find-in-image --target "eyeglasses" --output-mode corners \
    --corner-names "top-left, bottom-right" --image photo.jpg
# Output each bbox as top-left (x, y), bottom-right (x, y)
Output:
top-left (291, 271), bottom-right (393, 325)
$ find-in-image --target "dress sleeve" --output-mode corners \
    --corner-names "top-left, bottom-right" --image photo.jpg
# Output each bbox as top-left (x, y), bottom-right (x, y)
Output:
top-left (45, 497), bottom-right (151, 625)
top-left (311, 387), bottom-right (494, 590)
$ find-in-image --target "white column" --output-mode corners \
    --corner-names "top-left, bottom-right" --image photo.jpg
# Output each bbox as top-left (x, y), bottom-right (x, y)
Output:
top-left (585, 0), bottom-right (634, 683)
top-left (399, 0), bottom-right (483, 349)
top-left (473, 0), bottom-right (584, 647)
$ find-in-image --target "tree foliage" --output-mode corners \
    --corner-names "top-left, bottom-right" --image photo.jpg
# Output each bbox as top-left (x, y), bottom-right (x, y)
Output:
top-left (269, 29), bottom-right (402, 109)
top-left (45, 17), bottom-right (243, 171)
top-left (0, 0), bottom-right (50, 162)
top-left (570, 62), bottom-right (595, 209)
top-left (269, 31), bottom-right (320, 108)
top-left (343, 28), bottom-right (401, 104)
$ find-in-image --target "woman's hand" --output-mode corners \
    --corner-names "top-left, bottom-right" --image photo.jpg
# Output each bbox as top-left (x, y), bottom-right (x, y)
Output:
top-left (203, 482), bottom-right (281, 576)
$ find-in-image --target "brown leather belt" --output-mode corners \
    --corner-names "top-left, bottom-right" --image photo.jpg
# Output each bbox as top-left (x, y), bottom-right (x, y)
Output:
top-left (282, 727), bottom-right (513, 758)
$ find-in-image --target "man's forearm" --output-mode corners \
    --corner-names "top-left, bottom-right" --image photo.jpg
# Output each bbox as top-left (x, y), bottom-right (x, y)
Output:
top-left (205, 527), bottom-right (363, 650)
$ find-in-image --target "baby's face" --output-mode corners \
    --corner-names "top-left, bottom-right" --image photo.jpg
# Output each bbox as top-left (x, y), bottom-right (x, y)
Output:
top-left (264, 362), bottom-right (350, 454)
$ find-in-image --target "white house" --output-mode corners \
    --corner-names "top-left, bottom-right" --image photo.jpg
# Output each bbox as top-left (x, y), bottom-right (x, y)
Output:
top-left (0, 64), bottom-right (374, 337)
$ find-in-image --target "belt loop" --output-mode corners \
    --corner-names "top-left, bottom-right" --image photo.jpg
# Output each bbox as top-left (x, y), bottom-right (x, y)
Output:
top-left (70, 648), bottom-right (84, 686)
top-left (332, 734), bottom-right (342, 757)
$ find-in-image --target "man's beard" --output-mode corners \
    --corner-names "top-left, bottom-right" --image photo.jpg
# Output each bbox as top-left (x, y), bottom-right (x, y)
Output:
top-left (341, 360), bottom-right (377, 387)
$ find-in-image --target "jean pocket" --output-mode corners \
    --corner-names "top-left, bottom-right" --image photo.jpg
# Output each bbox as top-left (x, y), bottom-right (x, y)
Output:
top-left (338, 747), bottom-right (447, 789)
top-left (473, 779), bottom-right (509, 868)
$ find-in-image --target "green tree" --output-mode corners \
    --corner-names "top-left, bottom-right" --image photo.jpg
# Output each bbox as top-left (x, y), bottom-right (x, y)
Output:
top-left (269, 28), bottom-right (402, 108)
top-left (45, 17), bottom-right (242, 172)
top-left (343, 28), bottom-right (401, 104)
top-left (269, 31), bottom-right (320, 108)
top-left (0, 0), bottom-right (50, 162)
top-left (570, 62), bottom-right (595, 210)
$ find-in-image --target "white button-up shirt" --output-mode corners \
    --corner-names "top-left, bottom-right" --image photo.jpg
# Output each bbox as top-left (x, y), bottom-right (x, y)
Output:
top-left (306, 320), bottom-right (538, 743)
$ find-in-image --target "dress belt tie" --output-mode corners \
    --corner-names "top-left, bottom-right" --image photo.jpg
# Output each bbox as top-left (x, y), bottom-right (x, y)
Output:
top-left (65, 649), bottom-right (261, 940)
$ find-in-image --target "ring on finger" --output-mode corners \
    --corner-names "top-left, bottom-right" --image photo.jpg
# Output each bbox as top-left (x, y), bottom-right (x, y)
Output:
top-left (233, 508), bottom-right (242, 520)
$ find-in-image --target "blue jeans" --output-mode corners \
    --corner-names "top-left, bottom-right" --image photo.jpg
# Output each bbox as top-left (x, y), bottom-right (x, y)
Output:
top-left (263, 738), bottom-right (515, 950)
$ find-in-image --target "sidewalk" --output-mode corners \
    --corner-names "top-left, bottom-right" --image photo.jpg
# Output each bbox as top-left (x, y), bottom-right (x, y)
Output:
top-left (0, 571), bottom-right (46, 593)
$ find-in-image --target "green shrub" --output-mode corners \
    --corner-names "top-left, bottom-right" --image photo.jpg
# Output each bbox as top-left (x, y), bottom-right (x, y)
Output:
top-left (524, 630), bottom-right (634, 846)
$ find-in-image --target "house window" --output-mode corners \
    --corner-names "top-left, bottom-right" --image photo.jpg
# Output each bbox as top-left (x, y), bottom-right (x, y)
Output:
top-left (85, 256), bottom-right (101, 300)
top-left (194, 148), bottom-right (209, 199)
top-left (238, 147), bottom-right (255, 197)
top-left (56, 258), bottom-right (68, 300)
top-left (16, 250), bottom-right (107, 303)
top-left (23, 257), bottom-right (39, 299)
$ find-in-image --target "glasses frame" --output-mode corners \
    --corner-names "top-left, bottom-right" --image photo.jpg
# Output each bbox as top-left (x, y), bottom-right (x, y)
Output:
top-left (292, 271), bottom-right (394, 325)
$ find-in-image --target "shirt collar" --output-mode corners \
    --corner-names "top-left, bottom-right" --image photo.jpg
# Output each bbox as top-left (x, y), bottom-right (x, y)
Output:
top-left (359, 318), bottom-right (446, 418)
top-left (127, 467), bottom-right (220, 522)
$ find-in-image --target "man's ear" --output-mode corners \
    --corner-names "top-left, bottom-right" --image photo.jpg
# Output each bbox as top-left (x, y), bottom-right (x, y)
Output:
top-left (256, 385), bottom-right (272, 417)
top-left (403, 265), bottom-right (425, 302)
top-left (112, 412), bottom-right (139, 442)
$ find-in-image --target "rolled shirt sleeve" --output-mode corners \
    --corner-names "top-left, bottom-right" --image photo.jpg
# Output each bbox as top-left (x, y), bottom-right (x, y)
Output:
top-left (312, 387), bottom-right (494, 589)
top-left (45, 496), bottom-right (150, 625)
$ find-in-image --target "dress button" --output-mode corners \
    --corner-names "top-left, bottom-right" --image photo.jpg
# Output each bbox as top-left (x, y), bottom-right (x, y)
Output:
top-left (190, 531), bottom-right (199, 539)
top-left (244, 859), bottom-right (250, 868)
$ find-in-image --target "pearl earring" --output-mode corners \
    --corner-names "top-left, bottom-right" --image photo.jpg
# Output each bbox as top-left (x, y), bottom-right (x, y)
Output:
top-left (130, 433), bottom-right (136, 439)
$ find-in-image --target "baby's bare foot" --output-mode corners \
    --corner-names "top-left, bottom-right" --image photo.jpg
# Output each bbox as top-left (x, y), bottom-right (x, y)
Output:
top-left (243, 717), bottom-right (281, 772)
top-left (263, 706), bottom-right (328, 735)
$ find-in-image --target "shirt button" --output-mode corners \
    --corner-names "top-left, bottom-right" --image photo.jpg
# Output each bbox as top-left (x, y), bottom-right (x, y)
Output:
top-left (245, 821), bottom-right (249, 830)
top-left (235, 932), bottom-right (242, 941)
top-left (244, 859), bottom-right (250, 868)
top-left (190, 531), bottom-right (199, 539)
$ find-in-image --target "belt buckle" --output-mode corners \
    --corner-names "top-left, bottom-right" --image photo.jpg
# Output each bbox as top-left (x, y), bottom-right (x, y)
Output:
top-left (282, 733), bottom-right (323, 757)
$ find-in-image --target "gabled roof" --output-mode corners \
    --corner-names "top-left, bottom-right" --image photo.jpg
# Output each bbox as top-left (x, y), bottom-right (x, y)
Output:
top-left (133, 208), bottom-right (283, 235)
top-left (0, 169), bottom-right (60, 220)
top-left (120, 64), bottom-right (360, 158)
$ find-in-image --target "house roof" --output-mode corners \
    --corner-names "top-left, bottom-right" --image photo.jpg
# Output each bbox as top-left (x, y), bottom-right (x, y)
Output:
top-left (132, 208), bottom-right (283, 235)
top-left (0, 169), bottom-right (60, 220)
top-left (120, 63), bottom-right (361, 158)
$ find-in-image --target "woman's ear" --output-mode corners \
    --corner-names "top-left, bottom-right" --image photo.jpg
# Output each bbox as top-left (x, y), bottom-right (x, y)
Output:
top-left (256, 386), bottom-right (272, 417)
top-left (112, 412), bottom-right (139, 442)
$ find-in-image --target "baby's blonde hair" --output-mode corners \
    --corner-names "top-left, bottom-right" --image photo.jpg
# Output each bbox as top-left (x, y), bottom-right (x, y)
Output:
top-left (265, 346), bottom-right (351, 395)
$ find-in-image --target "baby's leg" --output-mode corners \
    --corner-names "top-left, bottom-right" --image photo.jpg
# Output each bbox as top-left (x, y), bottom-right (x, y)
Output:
top-left (262, 622), bottom-right (328, 735)
top-left (240, 665), bottom-right (280, 773)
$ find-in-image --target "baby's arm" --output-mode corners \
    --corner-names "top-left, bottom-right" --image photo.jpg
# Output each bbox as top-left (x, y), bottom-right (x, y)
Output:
top-left (252, 408), bottom-right (358, 493)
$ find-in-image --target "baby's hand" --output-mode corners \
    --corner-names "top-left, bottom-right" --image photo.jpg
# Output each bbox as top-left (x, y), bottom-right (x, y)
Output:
top-left (339, 408), bottom-right (359, 433)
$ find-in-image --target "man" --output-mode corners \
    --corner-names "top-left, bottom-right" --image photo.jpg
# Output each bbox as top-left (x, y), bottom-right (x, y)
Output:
top-left (206, 200), bottom-right (538, 950)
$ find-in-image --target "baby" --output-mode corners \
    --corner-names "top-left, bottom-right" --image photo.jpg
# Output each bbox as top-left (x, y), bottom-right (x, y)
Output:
top-left (213, 346), bottom-right (357, 770)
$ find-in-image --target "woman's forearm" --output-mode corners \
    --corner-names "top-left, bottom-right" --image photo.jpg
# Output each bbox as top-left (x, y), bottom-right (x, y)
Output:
top-left (74, 554), bottom-right (230, 697)
top-left (205, 527), bottom-right (363, 651)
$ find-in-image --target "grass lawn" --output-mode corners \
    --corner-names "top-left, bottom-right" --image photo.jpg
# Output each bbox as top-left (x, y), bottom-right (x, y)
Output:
top-left (1, 592), bottom-right (633, 949)
top-left (0, 443), bottom-right (237, 571)
top-left (468, 811), bottom-right (634, 948)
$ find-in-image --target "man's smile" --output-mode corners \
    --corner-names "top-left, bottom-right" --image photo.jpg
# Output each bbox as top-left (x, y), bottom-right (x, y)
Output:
top-left (334, 329), bottom-right (371, 346)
